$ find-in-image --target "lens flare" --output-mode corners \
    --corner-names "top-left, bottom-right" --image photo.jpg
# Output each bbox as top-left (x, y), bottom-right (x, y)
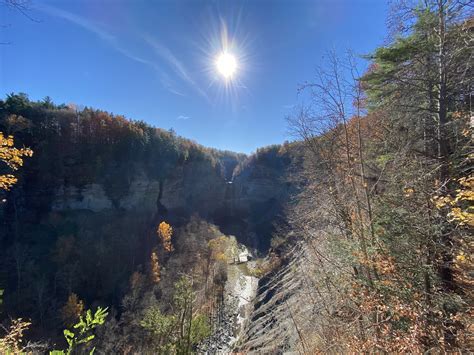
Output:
top-left (216, 52), bottom-right (237, 79)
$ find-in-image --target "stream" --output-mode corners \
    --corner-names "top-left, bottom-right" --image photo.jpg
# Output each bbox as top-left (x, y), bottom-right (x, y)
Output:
top-left (199, 241), bottom-right (259, 354)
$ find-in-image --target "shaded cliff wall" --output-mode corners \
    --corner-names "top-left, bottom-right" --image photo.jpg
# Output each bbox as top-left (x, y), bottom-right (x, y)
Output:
top-left (51, 161), bottom-right (229, 218)
top-left (215, 144), bottom-right (298, 252)
top-left (49, 144), bottom-right (296, 252)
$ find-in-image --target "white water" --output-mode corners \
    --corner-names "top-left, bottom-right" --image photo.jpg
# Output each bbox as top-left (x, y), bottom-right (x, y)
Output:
top-left (199, 242), bottom-right (259, 354)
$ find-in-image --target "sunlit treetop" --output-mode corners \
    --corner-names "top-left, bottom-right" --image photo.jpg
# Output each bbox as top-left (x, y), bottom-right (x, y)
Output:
top-left (0, 131), bottom-right (33, 191)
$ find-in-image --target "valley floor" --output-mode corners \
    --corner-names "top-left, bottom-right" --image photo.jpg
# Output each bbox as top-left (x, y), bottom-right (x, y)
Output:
top-left (199, 239), bottom-right (259, 354)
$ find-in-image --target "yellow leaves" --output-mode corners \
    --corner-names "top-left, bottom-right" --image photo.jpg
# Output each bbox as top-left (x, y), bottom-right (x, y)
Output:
top-left (432, 195), bottom-right (452, 209)
top-left (457, 175), bottom-right (471, 186)
top-left (432, 175), bottom-right (474, 227)
top-left (456, 252), bottom-right (466, 263)
top-left (0, 175), bottom-right (18, 191)
top-left (448, 207), bottom-right (474, 227)
top-left (150, 252), bottom-right (161, 284)
top-left (214, 252), bottom-right (227, 262)
top-left (0, 132), bottom-right (33, 191)
top-left (208, 236), bottom-right (228, 262)
top-left (61, 293), bottom-right (84, 326)
top-left (157, 221), bottom-right (173, 252)
top-left (403, 187), bottom-right (414, 198)
top-left (380, 279), bottom-right (393, 287)
top-left (148, 221), bottom-right (173, 284)
top-left (0, 132), bottom-right (33, 169)
top-left (451, 111), bottom-right (464, 119)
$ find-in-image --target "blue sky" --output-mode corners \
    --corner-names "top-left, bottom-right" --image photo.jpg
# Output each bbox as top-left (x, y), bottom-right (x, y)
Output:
top-left (1, 0), bottom-right (388, 153)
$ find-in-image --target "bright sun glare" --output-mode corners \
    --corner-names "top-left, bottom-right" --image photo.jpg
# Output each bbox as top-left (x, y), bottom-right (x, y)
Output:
top-left (216, 52), bottom-right (237, 79)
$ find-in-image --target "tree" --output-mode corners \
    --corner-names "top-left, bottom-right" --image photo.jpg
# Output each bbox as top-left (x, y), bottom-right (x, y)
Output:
top-left (0, 129), bottom-right (33, 352)
top-left (157, 221), bottom-right (174, 252)
top-left (140, 276), bottom-right (210, 354)
top-left (51, 307), bottom-right (108, 355)
top-left (61, 293), bottom-right (84, 326)
top-left (0, 131), bottom-right (32, 190)
top-left (150, 252), bottom-right (161, 284)
top-left (0, 318), bottom-right (32, 354)
top-left (2, 0), bottom-right (37, 21)
top-left (286, 2), bottom-right (472, 351)
top-left (140, 306), bottom-right (176, 353)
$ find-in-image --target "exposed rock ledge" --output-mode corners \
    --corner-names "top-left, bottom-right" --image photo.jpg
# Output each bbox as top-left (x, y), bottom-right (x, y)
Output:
top-left (237, 241), bottom-right (320, 354)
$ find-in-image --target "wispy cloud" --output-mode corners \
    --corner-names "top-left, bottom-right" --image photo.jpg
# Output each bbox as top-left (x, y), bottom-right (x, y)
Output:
top-left (39, 4), bottom-right (115, 42)
top-left (283, 104), bottom-right (295, 109)
top-left (144, 35), bottom-right (209, 101)
top-left (39, 3), bottom-right (150, 66)
top-left (38, 4), bottom-right (186, 97)
top-left (177, 115), bottom-right (190, 120)
top-left (159, 72), bottom-right (186, 97)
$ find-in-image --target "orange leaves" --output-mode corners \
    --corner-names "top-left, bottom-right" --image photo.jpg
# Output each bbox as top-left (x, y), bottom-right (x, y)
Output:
top-left (61, 293), bottom-right (84, 326)
top-left (0, 132), bottom-right (33, 191)
top-left (373, 254), bottom-right (396, 276)
top-left (347, 281), bottom-right (429, 353)
top-left (157, 221), bottom-right (174, 252)
top-left (150, 252), bottom-right (161, 284)
top-left (148, 221), bottom-right (173, 284)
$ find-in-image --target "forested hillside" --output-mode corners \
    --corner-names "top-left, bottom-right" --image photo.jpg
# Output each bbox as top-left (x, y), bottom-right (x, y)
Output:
top-left (251, 2), bottom-right (472, 352)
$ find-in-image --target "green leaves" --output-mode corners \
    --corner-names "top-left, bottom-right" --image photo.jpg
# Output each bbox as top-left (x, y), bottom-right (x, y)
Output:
top-left (50, 307), bottom-right (108, 355)
top-left (140, 306), bottom-right (176, 336)
top-left (190, 314), bottom-right (211, 344)
top-left (63, 329), bottom-right (74, 347)
top-left (140, 276), bottom-right (210, 353)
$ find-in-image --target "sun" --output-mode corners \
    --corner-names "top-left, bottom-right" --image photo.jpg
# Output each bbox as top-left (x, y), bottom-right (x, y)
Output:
top-left (216, 52), bottom-right (237, 79)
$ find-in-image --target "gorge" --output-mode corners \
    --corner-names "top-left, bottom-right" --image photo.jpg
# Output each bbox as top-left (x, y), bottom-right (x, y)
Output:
top-left (0, 93), bottom-right (303, 353)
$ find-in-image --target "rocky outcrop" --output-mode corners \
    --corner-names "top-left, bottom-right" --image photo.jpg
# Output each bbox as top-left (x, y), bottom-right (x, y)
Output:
top-left (51, 160), bottom-right (228, 219)
top-left (217, 151), bottom-right (295, 252)
top-left (160, 161), bottom-right (227, 217)
top-left (237, 242), bottom-right (318, 354)
top-left (52, 183), bottom-right (114, 212)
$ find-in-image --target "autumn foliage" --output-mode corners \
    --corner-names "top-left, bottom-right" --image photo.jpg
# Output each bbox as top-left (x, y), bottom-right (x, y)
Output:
top-left (157, 221), bottom-right (174, 252)
top-left (150, 252), bottom-right (161, 284)
top-left (288, 2), bottom-right (473, 352)
top-left (0, 131), bottom-right (32, 190)
top-left (61, 293), bottom-right (85, 326)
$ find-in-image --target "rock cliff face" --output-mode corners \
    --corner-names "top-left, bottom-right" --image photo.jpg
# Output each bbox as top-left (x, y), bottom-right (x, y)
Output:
top-left (50, 149), bottom-right (293, 253)
top-left (238, 241), bottom-right (318, 354)
top-left (217, 149), bottom-right (295, 252)
top-left (52, 160), bottom-right (228, 219)
top-left (160, 161), bottom-right (227, 218)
